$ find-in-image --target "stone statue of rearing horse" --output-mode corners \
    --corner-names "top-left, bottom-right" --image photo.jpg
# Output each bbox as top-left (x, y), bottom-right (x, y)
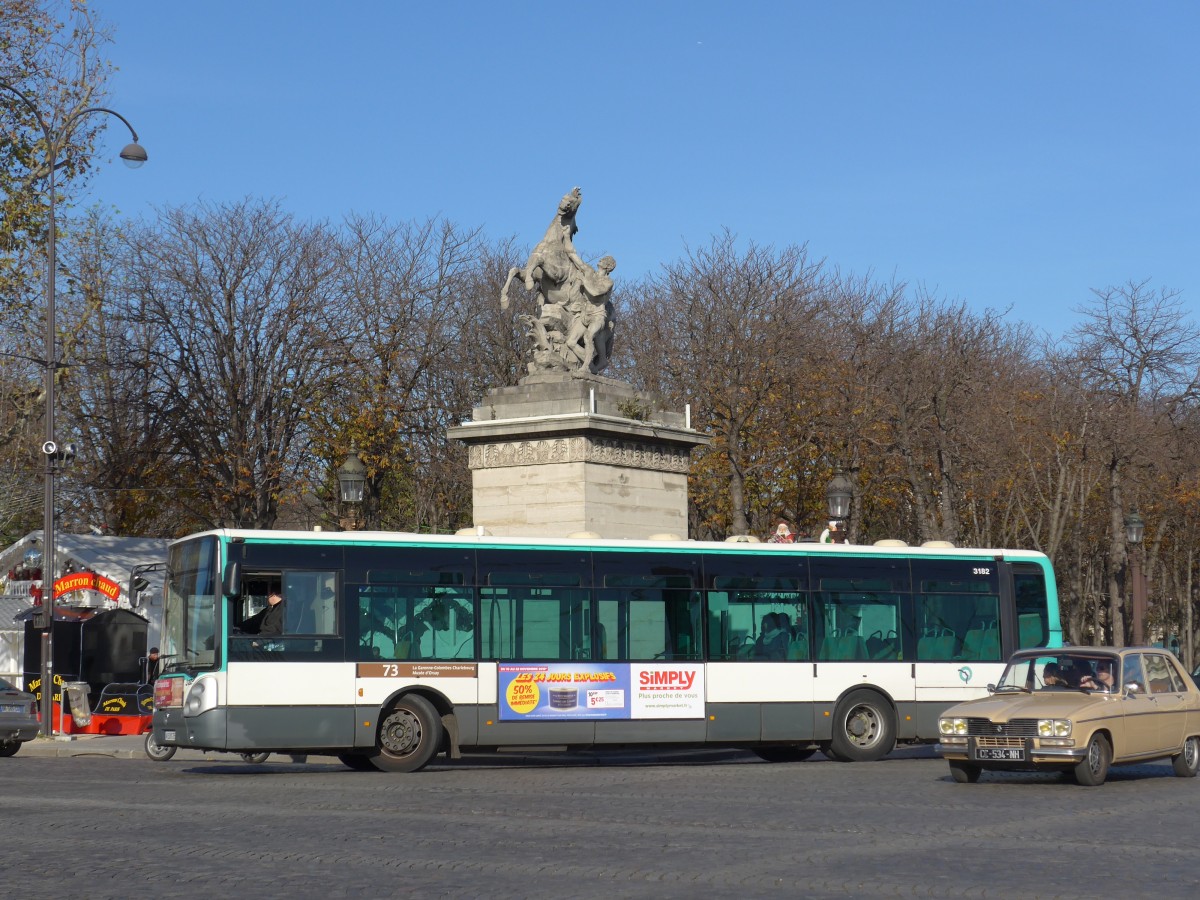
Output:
top-left (500, 186), bottom-right (584, 313)
top-left (501, 187), bottom-right (617, 376)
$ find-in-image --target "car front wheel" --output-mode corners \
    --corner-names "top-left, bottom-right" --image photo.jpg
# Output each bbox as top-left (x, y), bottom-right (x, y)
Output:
top-left (1072, 734), bottom-right (1111, 786)
top-left (948, 760), bottom-right (981, 783)
top-left (1172, 735), bottom-right (1200, 778)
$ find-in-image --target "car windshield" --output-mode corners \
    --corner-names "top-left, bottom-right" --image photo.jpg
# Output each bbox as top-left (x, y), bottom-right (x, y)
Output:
top-left (997, 652), bottom-right (1121, 693)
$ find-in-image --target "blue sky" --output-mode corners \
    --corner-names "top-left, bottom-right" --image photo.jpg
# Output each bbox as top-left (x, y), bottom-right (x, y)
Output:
top-left (81, 1), bottom-right (1199, 339)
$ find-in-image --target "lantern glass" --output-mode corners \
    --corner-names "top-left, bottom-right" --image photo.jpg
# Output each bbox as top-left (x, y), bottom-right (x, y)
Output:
top-left (825, 473), bottom-right (853, 520)
top-left (1124, 512), bottom-right (1144, 545)
top-left (337, 451), bottom-right (367, 503)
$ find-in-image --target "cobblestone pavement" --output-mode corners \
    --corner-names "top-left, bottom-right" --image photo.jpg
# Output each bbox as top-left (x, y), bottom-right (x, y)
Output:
top-left (2, 745), bottom-right (1198, 899)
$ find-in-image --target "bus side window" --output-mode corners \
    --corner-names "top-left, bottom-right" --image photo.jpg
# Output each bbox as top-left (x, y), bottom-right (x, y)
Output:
top-left (816, 592), bottom-right (898, 661)
top-left (914, 569), bottom-right (1000, 661)
top-left (1014, 569), bottom-right (1050, 648)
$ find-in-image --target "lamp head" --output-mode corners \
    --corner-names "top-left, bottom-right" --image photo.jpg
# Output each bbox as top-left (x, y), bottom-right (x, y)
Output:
top-left (1124, 511), bottom-right (1145, 545)
top-left (119, 142), bottom-right (148, 169)
top-left (337, 450), bottom-right (367, 503)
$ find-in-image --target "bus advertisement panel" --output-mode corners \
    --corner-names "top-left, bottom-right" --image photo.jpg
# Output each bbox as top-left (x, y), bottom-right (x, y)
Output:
top-left (499, 663), bottom-right (705, 720)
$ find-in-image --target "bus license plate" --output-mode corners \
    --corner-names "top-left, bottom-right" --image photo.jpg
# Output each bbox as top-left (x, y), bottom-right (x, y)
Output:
top-left (164, 729), bottom-right (176, 742)
top-left (977, 747), bottom-right (1024, 761)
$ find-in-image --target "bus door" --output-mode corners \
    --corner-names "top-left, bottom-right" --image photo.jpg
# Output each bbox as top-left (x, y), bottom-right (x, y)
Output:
top-left (705, 573), bottom-right (814, 742)
top-left (912, 559), bottom-right (1005, 733)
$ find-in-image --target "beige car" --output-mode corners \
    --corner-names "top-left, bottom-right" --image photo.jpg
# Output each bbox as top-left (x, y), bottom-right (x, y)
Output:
top-left (937, 647), bottom-right (1200, 786)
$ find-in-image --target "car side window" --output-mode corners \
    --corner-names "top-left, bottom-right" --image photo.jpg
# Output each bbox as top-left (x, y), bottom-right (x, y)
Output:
top-left (1122, 655), bottom-right (1146, 693)
top-left (1160, 656), bottom-right (1187, 693)
top-left (1144, 654), bottom-right (1176, 694)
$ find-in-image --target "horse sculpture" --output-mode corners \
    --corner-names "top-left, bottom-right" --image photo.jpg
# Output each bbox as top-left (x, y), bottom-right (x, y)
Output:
top-left (500, 187), bottom-right (617, 375)
top-left (500, 186), bottom-right (584, 312)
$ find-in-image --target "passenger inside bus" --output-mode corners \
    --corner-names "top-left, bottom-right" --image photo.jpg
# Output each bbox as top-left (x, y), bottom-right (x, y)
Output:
top-left (753, 613), bottom-right (791, 660)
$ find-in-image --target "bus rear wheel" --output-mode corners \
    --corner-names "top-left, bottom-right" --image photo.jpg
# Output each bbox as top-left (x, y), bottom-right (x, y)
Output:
top-left (372, 694), bottom-right (441, 773)
top-left (753, 746), bottom-right (817, 763)
top-left (829, 689), bottom-right (896, 762)
top-left (339, 752), bottom-right (378, 771)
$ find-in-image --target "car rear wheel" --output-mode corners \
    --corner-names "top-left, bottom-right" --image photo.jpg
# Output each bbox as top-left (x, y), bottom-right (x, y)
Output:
top-left (1172, 735), bottom-right (1200, 778)
top-left (0, 739), bottom-right (21, 758)
top-left (948, 760), bottom-right (981, 783)
top-left (1072, 734), bottom-right (1111, 786)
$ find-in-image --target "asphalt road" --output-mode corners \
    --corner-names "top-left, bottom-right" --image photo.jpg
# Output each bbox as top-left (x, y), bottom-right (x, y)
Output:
top-left (2, 744), bottom-right (1198, 899)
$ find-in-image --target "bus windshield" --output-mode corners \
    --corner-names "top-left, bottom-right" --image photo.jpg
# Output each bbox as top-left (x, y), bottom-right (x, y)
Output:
top-left (162, 535), bottom-right (220, 672)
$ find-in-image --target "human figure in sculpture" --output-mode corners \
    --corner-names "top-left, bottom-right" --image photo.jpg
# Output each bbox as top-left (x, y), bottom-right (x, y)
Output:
top-left (563, 255), bottom-right (616, 373)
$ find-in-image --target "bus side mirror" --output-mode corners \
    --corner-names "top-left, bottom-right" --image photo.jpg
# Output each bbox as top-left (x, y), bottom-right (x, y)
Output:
top-left (129, 575), bottom-right (150, 608)
top-left (223, 561), bottom-right (242, 600)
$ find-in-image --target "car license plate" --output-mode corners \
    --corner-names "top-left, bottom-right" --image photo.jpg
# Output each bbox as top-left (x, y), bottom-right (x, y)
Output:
top-left (0, 703), bottom-right (23, 713)
top-left (976, 747), bottom-right (1024, 761)
top-left (164, 729), bottom-right (176, 741)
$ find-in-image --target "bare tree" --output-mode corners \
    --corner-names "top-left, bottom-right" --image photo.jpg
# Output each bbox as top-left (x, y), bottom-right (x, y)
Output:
top-left (623, 231), bottom-right (825, 538)
top-left (0, 0), bottom-right (116, 542)
top-left (1068, 280), bottom-right (1200, 644)
top-left (306, 214), bottom-right (490, 532)
top-left (123, 199), bottom-right (339, 529)
top-left (53, 209), bottom-right (185, 535)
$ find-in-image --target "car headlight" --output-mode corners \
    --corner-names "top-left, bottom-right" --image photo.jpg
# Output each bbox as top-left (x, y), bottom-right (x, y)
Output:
top-left (1038, 718), bottom-right (1072, 737)
top-left (939, 717), bottom-right (968, 736)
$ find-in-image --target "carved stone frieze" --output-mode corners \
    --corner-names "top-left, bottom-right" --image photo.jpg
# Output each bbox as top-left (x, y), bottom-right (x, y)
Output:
top-left (468, 435), bottom-right (691, 473)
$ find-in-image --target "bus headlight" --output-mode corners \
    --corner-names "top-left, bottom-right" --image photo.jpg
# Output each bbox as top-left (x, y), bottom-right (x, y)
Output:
top-left (1037, 719), bottom-right (1072, 737)
top-left (184, 676), bottom-right (218, 717)
top-left (939, 717), bottom-right (968, 736)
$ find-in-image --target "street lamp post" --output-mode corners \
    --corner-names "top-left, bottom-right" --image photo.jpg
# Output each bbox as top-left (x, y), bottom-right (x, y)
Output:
top-left (1125, 511), bottom-right (1147, 646)
top-left (1, 80), bottom-right (146, 736)
top-left (825, 472), bottom-right (853, 544)
top-left (337, 450), bottom-right (367, 531)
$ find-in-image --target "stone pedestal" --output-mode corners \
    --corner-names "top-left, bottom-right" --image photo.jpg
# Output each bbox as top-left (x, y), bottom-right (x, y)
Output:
top-left (447, 374), bottom-right (710, 539)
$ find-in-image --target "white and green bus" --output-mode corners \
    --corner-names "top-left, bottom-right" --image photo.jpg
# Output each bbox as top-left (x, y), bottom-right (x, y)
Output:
top-left (151, 529), bottom-right (1060, 771)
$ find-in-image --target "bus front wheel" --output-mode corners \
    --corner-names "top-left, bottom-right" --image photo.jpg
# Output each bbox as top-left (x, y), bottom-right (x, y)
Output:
top-left (372, 694), bottom-right (441, 773)
top-left (144, 731), bottom-right (177, 762)
top-left (829, 689), bottom-right (896, 762)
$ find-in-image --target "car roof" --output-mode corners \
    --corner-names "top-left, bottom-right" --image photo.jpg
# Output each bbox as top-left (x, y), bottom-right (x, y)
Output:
top-left (1010, 646), bottom-right (1179, 663)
